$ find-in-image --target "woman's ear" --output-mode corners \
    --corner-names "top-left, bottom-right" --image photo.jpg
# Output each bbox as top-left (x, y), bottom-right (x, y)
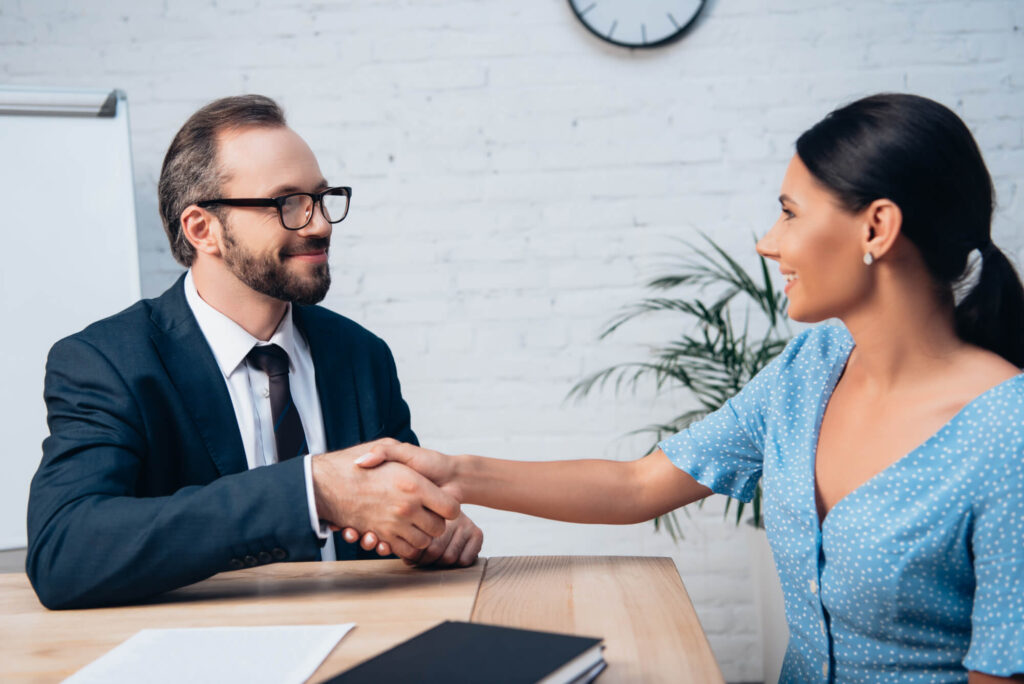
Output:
top-left (862, 198), bottom-right (902, 261)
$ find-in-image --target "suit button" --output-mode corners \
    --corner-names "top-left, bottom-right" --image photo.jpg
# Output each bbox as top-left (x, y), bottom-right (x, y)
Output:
top-left (229, 558), bottom-right (244, 570)
top-left (272, 547), bottom-right (287, 561)
top-left (244, 555), bottom-right (258, 567)
top-left (258, 551), bottom-right (272, 564)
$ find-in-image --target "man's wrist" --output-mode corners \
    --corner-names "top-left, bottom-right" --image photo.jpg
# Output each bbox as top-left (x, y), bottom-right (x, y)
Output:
top-left (304, 454), bottom-right (331, 540)
top-left (310, 452), bottom-right (343, 527)
top-left (310, 453), bottom-right (326, 515)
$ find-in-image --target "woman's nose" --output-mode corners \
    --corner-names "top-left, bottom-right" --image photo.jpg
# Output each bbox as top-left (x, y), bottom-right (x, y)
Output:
top-left (756, 223), bottom-right (781, 261)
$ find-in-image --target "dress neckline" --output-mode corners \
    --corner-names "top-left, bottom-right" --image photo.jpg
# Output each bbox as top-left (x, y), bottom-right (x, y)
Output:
top-left (810, 331), bottom-right (1023, 530)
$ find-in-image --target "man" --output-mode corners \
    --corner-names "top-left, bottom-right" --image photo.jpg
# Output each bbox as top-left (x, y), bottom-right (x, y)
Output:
top-left (26, 95), bottom-right (482, 610)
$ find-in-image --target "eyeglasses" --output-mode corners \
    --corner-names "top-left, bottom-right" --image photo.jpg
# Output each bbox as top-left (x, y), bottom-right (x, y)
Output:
top-left (196, 186), bottom-right (352, 230)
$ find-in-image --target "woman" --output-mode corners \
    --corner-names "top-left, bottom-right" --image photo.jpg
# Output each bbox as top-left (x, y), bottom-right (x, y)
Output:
top-left (349, 94), bottom-right (1024, 683)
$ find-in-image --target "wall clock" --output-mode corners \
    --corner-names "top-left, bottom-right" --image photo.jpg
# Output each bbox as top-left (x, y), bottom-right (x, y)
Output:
top-left (568, 0), bottom-right (707, 49)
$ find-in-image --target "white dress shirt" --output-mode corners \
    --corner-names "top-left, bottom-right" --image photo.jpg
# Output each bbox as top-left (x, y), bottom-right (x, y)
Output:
top-left (183, 270), bottom-right (336, 561)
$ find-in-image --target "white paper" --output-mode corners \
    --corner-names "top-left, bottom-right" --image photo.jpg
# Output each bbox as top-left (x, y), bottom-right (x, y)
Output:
top-left (63, 623), bottom-right (356, 684)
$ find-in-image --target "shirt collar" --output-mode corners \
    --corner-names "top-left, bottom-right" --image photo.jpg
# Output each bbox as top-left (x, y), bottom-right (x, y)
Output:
top-left (183, 269), bottom-right (300, 378)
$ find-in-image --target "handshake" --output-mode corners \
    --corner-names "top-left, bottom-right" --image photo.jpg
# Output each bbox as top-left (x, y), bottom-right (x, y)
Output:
top-left (310, 439), bottom-right (480, 568)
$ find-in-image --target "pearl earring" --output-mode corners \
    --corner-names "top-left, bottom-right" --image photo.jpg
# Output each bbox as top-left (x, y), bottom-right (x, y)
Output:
top-left (863, 252), bottom-right (874, 266)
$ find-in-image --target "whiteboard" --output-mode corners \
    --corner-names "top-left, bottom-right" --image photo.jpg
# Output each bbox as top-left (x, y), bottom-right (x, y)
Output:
top-left (0, 86), bottom-right (140, 549)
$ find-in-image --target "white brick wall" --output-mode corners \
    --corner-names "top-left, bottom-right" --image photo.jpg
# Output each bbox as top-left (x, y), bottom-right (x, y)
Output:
top-left (3, 1), bottom-right (1022, 680)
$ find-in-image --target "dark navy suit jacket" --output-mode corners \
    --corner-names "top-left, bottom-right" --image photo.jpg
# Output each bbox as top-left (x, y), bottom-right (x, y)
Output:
top-left (26, 274), bottom-right (417, 609)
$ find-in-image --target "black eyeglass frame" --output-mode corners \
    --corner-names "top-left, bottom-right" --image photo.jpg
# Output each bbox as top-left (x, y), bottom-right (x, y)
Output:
top-left (196, 186), bottom-right (352, 230)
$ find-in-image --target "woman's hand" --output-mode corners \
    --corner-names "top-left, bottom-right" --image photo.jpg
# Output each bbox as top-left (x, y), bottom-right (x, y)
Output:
top-left (340, 442), bottom-right (471, 562)
top-left (354, 442), bottom-right (462, 499)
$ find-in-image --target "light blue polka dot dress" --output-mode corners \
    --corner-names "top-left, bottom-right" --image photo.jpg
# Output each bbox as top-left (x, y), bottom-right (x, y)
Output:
top-left (659, 323), bottom-right (1024, 683)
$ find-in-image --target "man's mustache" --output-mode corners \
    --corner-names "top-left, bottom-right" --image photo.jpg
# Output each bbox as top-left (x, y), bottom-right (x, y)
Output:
top-left (281, 238), bottom-right (330, 256)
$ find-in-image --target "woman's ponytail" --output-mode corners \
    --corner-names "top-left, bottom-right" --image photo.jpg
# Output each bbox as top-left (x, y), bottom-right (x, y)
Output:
top-left (955, 243), bottom-right (1024, 367)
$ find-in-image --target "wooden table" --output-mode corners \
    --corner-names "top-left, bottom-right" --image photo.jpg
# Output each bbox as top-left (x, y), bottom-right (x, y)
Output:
top-left (1, 556), bottom-right (723, 683)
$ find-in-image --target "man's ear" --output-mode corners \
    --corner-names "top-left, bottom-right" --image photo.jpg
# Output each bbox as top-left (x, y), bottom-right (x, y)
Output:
top-left (180, 206), bottom-right (223, 258)
top-left (862, 198), bottom-right (902, 261)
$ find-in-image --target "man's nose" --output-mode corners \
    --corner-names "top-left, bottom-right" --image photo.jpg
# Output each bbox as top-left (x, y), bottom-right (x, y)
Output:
top-left (299, 203), bottom-right (332, 238)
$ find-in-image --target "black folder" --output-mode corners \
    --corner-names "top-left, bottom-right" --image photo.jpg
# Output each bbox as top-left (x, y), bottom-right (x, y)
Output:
top-left (327, 620), bottom-right (605, 683)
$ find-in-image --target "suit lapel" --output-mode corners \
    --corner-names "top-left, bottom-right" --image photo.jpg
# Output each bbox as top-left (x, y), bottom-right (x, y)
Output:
top-left (150, 275), bottom-right (248, 477)
top-left (294, 307), bottom-right (394, 560)
top-left (293, 306), bottom-right (362, 451)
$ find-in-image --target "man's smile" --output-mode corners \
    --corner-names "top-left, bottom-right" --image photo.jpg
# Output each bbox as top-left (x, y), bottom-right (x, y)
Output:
top-left (284, 248), bottom-right (328, 263)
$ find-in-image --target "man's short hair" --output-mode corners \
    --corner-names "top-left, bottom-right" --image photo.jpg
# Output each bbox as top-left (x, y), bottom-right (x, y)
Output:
top-left (158, 94), bottom-right (286, 266)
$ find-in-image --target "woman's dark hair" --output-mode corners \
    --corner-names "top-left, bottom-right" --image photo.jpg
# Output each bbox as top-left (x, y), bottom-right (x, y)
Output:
top-left (796, 93), bottom-right (1024, 367)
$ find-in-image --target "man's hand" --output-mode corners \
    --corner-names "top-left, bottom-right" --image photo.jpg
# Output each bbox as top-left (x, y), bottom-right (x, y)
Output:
top-left (311, 439), bottom-right (460, 559)
top-left (342, 512), bottom-right (483, 567)
top-left (341, 441), bottom-right (477, 564)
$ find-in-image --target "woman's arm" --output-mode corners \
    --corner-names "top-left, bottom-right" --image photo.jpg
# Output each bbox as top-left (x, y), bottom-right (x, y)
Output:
top-left (355, 442), bottom-right (713, 525)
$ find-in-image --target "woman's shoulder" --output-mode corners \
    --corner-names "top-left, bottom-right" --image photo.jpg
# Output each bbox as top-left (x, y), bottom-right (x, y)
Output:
top-left (957, 371), bottom-right (1024, 475)
top-left (952, 346), bottom-right (1023, 428)
top-left (972, 371), bottom-right (1024, 435)
top-left (773, 321), bottom-right (853, 372)
top-left (965, 374), bottom-right (1024, 507)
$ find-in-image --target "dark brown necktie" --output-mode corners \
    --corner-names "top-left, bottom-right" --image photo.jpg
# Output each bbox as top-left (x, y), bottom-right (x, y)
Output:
top-left (246, 344), bottom-right (308, 463)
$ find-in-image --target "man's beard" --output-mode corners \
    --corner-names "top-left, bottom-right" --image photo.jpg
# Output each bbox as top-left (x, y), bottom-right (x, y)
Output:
top-left (221, 222), bottom-right (331, 305)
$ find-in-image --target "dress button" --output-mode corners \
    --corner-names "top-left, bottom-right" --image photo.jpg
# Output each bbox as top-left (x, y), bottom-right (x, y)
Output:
top-left (243, 554), bottom-right (258, 567)
top-left (809, 579), bottom-right (818, 593)
top-left (257, 551), bottom-right (272, 564)
top-left (820, 620), bottom-right (826, 635)
top-left (272, 547), bottom-right (287, 561)
top-left (262, 387), bottom-right (270, 398)
top-left (228, 558), bottom-right (244, 570)
top-left (822, 662), bottom-right (829, 676)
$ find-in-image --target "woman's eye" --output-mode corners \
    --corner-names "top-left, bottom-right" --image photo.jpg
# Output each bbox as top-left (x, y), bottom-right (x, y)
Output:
top-left (781, 208), bottom-right (795, 220)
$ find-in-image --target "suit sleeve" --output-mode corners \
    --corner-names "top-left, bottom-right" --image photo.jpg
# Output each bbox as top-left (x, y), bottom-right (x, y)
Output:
top-left (379, 338), bottom-right (418, 447)
top-left (26, 336), bottom-right (324, 609)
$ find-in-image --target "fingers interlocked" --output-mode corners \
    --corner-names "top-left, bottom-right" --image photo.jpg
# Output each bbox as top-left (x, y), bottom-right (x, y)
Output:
top-left (334, 440), bottom-right (480, 566)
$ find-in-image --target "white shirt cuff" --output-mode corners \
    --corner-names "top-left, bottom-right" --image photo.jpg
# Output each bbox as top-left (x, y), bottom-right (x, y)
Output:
top-left (303, 454), bottom-right (331, 540)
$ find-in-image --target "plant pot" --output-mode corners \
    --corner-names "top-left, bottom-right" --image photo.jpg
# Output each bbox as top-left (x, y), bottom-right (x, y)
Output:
top-left (748, 523), bottom-right (788, 684)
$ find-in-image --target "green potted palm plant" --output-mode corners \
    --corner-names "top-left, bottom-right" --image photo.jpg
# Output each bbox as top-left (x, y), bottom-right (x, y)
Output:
top-left (569, 235), bottom-right (790, 679)
top-left (569, 235), bottom-right (792, 536)
top-left (568, 235), bottom-right (793, 681)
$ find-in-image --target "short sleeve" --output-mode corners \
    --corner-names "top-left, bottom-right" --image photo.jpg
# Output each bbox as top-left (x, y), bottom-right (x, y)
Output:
top-left (658, 351), bottom-right (782, 503)
top-left (963, 446), bottom-right (1024, 676)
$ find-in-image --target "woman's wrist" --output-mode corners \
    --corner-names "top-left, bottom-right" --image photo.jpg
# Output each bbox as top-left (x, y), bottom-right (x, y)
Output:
top-left (449, 452), bottom-right (476, 503)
